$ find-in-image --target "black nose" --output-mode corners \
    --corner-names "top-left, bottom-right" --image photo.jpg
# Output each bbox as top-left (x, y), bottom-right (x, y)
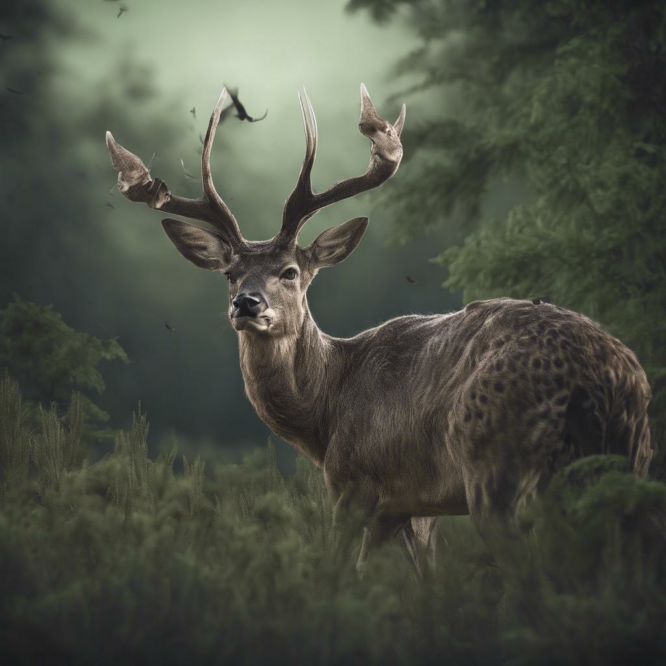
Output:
top-left (232, 293), bottom-right (263, 316)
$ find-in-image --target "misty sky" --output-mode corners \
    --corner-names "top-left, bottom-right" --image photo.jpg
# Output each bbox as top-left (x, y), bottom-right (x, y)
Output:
top-left (0, 1), bottom-right (521, 467)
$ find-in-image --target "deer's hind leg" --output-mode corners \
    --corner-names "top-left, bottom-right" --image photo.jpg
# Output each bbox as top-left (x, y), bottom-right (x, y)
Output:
top-left (464, 479), bottom-right (521, 571)
top-left (462, 440), bottom-right (551, 571)
top-left (454, 364), bottom-right (566, 568)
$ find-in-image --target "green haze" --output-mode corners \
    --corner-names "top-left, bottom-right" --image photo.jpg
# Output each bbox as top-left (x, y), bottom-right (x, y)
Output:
top-left (1, 0), bottom-right (494, 464)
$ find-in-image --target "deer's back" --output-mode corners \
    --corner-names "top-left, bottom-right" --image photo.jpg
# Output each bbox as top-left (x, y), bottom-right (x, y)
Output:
top-left (448, 298), bottom-right (651, 471)
top-left (325, 298), bottom-right (652, 513)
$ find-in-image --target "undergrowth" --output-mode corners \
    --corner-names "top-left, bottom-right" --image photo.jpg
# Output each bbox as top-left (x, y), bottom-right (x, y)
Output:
top-left (0, 373), bottom-right (665, 665)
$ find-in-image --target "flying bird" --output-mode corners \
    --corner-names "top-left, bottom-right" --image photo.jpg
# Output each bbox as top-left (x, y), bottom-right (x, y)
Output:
top-left (104, 202), bottom-right (115, 210)
top-left (179, 157), bottom-right (198, 181)
top-left (190, 107), bottom-right (196, 120)
top-left (221, 86), bottom-right (268, 123)
top-left (117, 5), bottom-right (128, 18)
top-left (6, 87), bottom-right (27, 95)
top-left (165, 323), bottom-right (176, 332)
top-left (406, 275), bottom-right (417, 285)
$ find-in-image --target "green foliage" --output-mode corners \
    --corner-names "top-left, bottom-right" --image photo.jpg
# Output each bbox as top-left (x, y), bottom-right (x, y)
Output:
top-left (0, 294), bottom-right (129, 443)
top-left (1, 377), bottom-right (665, 664)
top-left (505, 455), bottom-right (666, 664)
top-left (349, 0), bottom-right (666, 469)
top-left (32, 394), bottom-right (86, 499)
top-left (0, 372), bottom-right (30, 499)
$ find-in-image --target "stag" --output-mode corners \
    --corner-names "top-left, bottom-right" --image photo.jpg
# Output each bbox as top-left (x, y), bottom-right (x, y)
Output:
top-left (106, 85), bottom-right (652, 575)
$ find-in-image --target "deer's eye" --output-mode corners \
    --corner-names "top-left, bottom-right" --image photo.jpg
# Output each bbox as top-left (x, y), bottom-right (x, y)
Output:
top-left (281, 268), bottom-right (298, 281)
top-left (224, 271), bottom-right (236, 284)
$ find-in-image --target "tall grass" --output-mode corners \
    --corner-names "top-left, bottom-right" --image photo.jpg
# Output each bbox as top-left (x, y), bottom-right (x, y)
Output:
top-left (0, 372), bottom-right (665, 665)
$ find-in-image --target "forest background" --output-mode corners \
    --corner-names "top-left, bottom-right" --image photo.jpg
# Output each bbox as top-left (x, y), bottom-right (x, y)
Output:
top-left (3, 0), bottom-right (664, 473)
top-left (1, 1), bottom-right (665, 663)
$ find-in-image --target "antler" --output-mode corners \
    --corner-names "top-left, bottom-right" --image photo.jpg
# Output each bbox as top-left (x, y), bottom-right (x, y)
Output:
top-left (105, 88), bottom-right (245, 249)
top-left (277, 83), bottom-right (405, 245)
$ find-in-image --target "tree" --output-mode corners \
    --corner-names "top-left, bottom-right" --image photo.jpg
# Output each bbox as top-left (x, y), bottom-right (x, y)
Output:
top-left (347, 0), bottom-right (666, 472)
top-left (0, 294), bottom-right (129, 442)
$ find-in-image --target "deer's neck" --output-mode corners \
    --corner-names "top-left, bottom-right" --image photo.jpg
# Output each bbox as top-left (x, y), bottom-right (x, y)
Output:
top-left (238, 304), bottom-right (333, 466)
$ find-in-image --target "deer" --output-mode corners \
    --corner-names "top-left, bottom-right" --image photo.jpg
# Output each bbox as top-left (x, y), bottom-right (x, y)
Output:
top-left (105, 84), bottom-right (653, 576)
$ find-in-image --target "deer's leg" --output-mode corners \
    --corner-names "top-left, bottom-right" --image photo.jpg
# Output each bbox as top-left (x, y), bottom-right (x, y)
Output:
top-left (417, 517), bottom-right (440, 569)
top-left (357, 513), bottom-right (410, 578)
top-left (330, 478), bottom-right (412, 576)
top-left (401, 521), bottom-right (425, 578)
top-left (402, 517), bottom-right (440, 578)
top-left (330, 477), bottom-right (380, 569)
top-left (465, 475), bottom-right (523, 571)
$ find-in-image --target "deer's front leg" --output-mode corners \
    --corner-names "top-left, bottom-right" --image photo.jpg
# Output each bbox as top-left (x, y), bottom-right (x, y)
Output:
top-left (330, 478), bottom-right (376, 567)
top-left (330, 481), bottom-right (411, 577)
top-left (357, 514), bottom-right (411, 578)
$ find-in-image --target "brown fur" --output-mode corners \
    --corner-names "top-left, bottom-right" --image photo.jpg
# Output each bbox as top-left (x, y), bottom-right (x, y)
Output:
top-left (236, 295), bottom-right (652, 572)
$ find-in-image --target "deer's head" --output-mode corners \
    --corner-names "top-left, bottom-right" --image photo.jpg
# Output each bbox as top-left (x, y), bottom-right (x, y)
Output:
top-left (106, 85), bottom-right (405, 337)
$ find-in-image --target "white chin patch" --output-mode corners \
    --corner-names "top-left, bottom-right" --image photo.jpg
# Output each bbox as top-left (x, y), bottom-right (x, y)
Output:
top-left (243, 319), bottom-right (269, 332)
top-left (232, 309), bottom-right (275, 333)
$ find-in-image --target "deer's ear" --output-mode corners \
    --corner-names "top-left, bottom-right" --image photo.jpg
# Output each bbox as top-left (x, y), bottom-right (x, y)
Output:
top-left (161, 218), bottom-right (234, 271)
top-left (306, 217), bottom-right (368, 268)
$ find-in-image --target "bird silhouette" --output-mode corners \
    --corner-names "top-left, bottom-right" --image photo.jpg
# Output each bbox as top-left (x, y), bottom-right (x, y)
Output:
top-left (165, 323), bottom-right (176, 332)
top-left (406, 275), bottom-right (417, 285)
top-left (190, 107), bottom-right (196, 120)
top-left (117, 5), bottom-right (128, 18)
top-left (179, 157), bottom-right (198, 181)
top-left (221, 86), bottom-right (268, 123)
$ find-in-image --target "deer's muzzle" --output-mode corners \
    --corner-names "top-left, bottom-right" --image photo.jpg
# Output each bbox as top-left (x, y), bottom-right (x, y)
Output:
top-left (231, 293), bottom-right (272, 332)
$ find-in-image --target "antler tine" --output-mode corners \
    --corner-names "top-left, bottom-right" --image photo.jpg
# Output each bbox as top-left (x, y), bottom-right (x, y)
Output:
top-left (393, 103), bottom-right (407, 137)
top-left (277, 83), bottom-right (405, 246)
top-left (200, 89), bottom-right (244, 245)
top-left (303, 87), bottom-right (319, 173)
top-left (105, 87), bottom-right (245, 249)
top-left (279, 89), bottom-right (318, 239)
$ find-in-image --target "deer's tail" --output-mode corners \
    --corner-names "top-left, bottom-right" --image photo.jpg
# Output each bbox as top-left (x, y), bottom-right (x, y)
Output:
top-left (563, 378), bottom-right (652, 477)
top-left (603, 373), bottom-right (653, 477)
top-left (562, 382), bottom-right (666, 542)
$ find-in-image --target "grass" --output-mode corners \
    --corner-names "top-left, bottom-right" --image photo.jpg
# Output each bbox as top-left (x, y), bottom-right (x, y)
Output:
top-left (0, 372), bottom-right (665, 665)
